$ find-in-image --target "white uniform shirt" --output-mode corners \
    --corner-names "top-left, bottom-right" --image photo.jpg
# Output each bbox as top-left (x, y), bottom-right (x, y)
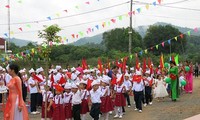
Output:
top-left (55, 72), bottom-right (63, 83)
top-left (123, 79), bottom-right (132, 91)
top-left (42, 91), bottom-right (53, 102)
top-left (72, 90), bottom-right (82, 105)
top-left (71, 73), bottom-right (77, 81)
top-left (114, 84), bottom-right (126, 93)
top-left (63, 92), bottom-right (73, 103)
top-left (5, 73), bottom-right (12, 85)
top-left (54, 94), bottom-right (64, 104)
top-left (132, 81), bottom-right (144, 92)
top-left (101, 86), bottom-right (110, 96)
top-left (90, 89), bottom-right (102, 103)
top-left (81, 89), bottom-right (89, 100)
top-left (28, 77), bottom-right (38, 94)
top-left (37, 74), bottom-right (45, 92)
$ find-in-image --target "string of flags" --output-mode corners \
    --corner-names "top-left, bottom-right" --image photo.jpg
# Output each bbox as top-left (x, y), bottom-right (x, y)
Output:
top-left (2, 0), bottom-right (163, 42)
top-left (1, 27), bottom-right (198, 66)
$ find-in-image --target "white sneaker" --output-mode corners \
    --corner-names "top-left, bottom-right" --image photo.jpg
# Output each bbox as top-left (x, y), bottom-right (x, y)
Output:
top-left (139, 110), bottom-right (142, 113)
top-left (35, 111), bottom-right (40, 114)
top-left (149, 102), bottom-right (153, 105)
top-left (134, 108), bottom-right (138, 111)
top-left (31, 112), bottom-right (37, 115)
top-left (128, 105), bottom-right (131, 108)
top-left (119, 115), bottom-right (123, 119)
top-left (114, 115), bottom-right (119, 118)
top-left (109, 111), bottom-right (112, 115)
top-left (144, 103), bottom-right (147, 107)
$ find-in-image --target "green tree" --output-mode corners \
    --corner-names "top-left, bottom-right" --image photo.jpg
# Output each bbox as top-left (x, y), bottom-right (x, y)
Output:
top-left (38, 24), bottom-right (61, 119)
top-left (102, 27), bottom-right (142, 52)
top-left (143, 25), bottom-right (187, 55)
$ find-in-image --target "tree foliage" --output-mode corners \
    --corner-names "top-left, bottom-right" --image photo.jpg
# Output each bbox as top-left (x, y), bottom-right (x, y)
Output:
top-left (143, 25), bottom-right (187, 55)
top-left (102, 27), bottom-right (143, 52)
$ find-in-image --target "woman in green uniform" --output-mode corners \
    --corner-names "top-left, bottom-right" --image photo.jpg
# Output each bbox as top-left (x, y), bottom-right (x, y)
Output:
top-left (169, 61), bottom-right (179, 101)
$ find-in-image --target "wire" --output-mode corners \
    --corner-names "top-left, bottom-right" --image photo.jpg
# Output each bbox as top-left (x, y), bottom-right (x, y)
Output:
top-left (0, 1), bottom-right (130, 25)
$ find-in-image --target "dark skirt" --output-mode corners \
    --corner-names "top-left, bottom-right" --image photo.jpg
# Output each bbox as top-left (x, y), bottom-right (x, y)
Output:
top-left (100, 96), bottom-right (114, 113)
top-left (80, 99), bottom-right (89, 114)
top-left (41, 102), bottom-right (53, 118)
top-left (64, 103), bottom-right (72, 119)
top-left (115, 93), bottom-right (126, 107)
top-left (52, 104), bottom-right (65, 120)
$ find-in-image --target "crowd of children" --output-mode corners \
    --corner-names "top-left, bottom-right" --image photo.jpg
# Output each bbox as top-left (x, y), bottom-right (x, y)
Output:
top-left (0, 60), bottom-right (194, 120)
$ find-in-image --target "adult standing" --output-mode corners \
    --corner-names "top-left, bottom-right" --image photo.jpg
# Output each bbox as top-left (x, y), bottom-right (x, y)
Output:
top-left (194, 63), bottom-right (199, 78)
top-left (169, 61), bottom-right (179, 101)
top-left (185, 61), bottom-right (193, 93)
top-left (4, 64), bottom-right (29, 120)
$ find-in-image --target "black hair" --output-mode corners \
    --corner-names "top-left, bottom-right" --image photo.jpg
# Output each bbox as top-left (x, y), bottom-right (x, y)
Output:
top-left (157, 74), bottom-right (161, 79)
top-left (170, 61), bottom-right (176, 66)
top-left (112, 65), bottom-right (119, 70)
top-left (77, 64), bottom-right (80, 67)
top-left (9, 64), bottom-right (19, 74)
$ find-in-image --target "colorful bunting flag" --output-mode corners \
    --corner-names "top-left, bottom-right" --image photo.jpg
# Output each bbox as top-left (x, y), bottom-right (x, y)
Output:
top-left (161, 42), bottom-right (165, 47)
top-left (111, 19), bottom-right (116, 23)
top-left (168, 39), bottom-right (171, 44)
top-left (157, 0), bottom-right (162, 4)
top-left (95, 25), bottom-right (99, 29)
top-left (187, 31), bottom-right (191, 36)
top-left (146, 4), bottom-right (150, 10)
top-left (174, 37), bottom-right (178, 41)
top-left (5, 5), bottom-right (10, 8)
top-left (47, 17), bottom-right (51, 20)
top-left (156, 45), bottom-right (159, 49)
top-left (153, 2), bottom-right (157, 6)
top-left (180, 34), bottom-right (184, 39)
top-left (118, 16), bottom-right (123, 20)
top-left (19, 28), bottom-right (23, 31)
top-left (137, 8), bottom-right (141, 13)
top-left (175, 54), bottom-right (179, 65)
top-left (194, 27), bottom-right (198, 32)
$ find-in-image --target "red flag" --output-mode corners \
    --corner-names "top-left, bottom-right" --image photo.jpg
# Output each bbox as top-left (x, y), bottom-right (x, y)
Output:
top-left (148, 58), bottom-right (153, 74)
top-left (98, 58), bottom-right (103, 74)
top-left (53, 84), bottom-right (64, 92)
top-left (82, 58), bottom-right (88, 70)
top-left (117, 74), bottom-right (124, 85)
top-left (86, 79), bottom-right (93, 90)
top-left (160, 54), bottom-right (164, 69)
top-left (149, 79), bottom-right (153, 87)
top-left (33, 74), bottom-right (43, 82)
top-left (111, 75), bottom-right (117, 85)
top-left (171, 55), bottom-right (175, 62)
top-left (142, 58), bottom-right (146, 74)
top-left (58, 76), bottom-right (66, 85)
top-left (135, 54), bottom-right (139, 71)
top-left (66, 72), bottom-right (71, 79)
top-left (50, 74), bottom-right (54, 87)
top-left (122, 57), bottom-right (128, 73)
top-left (180, 34), bottom-right (184, 39)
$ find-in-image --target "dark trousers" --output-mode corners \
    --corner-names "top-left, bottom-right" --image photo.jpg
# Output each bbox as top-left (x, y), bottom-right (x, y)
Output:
top-left (31, 93), bottom-right (38, 112)
top-left (22, 86), bottom-right (27, 102)
top-left (145, 86), bottom-right (152, 104)
top-left (142, 90), bottom-right (145, 104)
top-left (134, 91), bottom-right (143, 110)
top-left (0, 94), bottom-right (2, 103)
top-left (122, 92), bottom-right (131, 112)
top-left (90, 103), bottom-right (100, 120)
top-left (195, 70), bottom-right (199, 77)
top-left (73, 104), bottom-right (81, 120)
top-left (37, 93), bottom-right (43, 107)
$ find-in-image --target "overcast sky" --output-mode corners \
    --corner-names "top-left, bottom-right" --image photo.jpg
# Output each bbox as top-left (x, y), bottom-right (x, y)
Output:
top-left (0, 0), bottom-right (200, 44)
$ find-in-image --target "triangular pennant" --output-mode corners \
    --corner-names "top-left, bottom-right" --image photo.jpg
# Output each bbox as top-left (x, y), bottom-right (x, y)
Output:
top-left (187, 31), bottom-right (191, 36)
top-left (76, 34), bottom-right (79, 38)
top-left (118, 16), bottom-right (123, 20)
top-left (111, 18), bottom-right (116, 23)
top-left (95, 25), bottom-right (99, 29)
top-left (64, 10), bottom-right (68, 13)
top-left (157, 0), bottom-right (161, 4)
top-left (174, 37), bottom-right (178, 41)
top-left (26, 24), bottom-right (31, 28)
top-left (128, 11), bottom-right (132, 16)
top-left (137, 8), bottom-right (141, 13)
top-left (156, 45), bottom-right (159, 49)
top-left (19, 28), bottom-right (23, 31)
top-left (168, 39), bottom-right (171, 44)
top-left (145, 49), bottom-right (148, 54)
top-left (153, 2), bottom-right (156, 6)
top-left (71, 34), bottom-right (75, 38)
top-left (47, 16), bottom-right (51, 20)
top-left (5, 5), bottom-right (10, 8)
top-left (130, 55), bottom-right (133, 59)
top-left (146, 4), bottom-right (150, 10)
top-left (75, 5), bottom-right (79, 9)
top-left (180, 34), bottom-right (184, 39)
top-left (132, 11), bottom-right (135, 15)
top-left (107, 21), bottom-right (111, 26)
top-left (194, 27), bottom-right (198, 32)
top-left (85, 1), bottom-right (90, 4)
top-left (10, 31), bottom-right (14, 35)
top-left (161, 42), bottom-right (165, 47)
top-left (56, 13), bottom-right (60, 17)
top-left (139, 51), bottom-right (143, 55)
top-left (4, 33), bottom-right (8, 37)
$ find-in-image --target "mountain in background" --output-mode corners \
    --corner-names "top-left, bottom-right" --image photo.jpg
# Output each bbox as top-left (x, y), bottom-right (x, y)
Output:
top-left (72, 22), bottom-right (200, 46)
top-left (3, 22), bottom-right (200, 47)
top-left (4, 38), bottom-right (36, 47)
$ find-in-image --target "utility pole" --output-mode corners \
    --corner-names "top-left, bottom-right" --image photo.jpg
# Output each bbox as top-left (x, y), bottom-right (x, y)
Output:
top-left (7, 0), bottom-right (11, 53)
top-left (129, 0), bottom-right (133, 55)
